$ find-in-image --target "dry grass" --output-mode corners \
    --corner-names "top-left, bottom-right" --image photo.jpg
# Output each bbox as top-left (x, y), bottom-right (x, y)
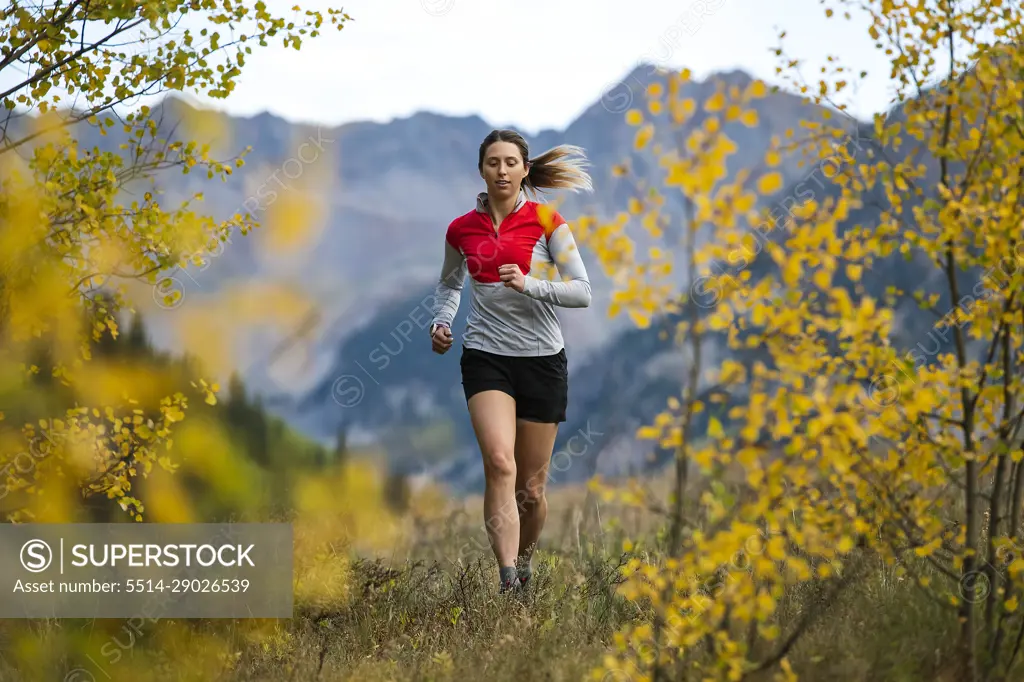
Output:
top-left (1, 475), bottom-right (1016, 681)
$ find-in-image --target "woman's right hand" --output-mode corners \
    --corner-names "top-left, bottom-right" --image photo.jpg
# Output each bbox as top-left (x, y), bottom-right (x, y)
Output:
top-left (431, 324), bottom-right (453, 354)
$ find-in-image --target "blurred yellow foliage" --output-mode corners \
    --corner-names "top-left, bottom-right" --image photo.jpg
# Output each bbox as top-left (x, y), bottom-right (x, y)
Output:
top-left (577, 3), bottom-right (1024, 680)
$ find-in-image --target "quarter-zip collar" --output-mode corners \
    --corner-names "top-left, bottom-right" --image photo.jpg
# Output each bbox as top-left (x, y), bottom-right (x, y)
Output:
top-left (475, 190), bottom-right (527, 215)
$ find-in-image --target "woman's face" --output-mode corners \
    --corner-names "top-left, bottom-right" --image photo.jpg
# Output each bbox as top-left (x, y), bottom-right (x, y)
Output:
top-left (480, 141), bottom-right (529, 198)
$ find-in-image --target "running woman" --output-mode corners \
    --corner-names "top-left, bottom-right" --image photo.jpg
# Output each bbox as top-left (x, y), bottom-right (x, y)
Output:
top-left (429, 129), bottom-right (593, 594)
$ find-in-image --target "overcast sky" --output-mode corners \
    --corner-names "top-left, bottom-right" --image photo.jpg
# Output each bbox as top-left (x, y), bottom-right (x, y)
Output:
top-left (182, 0), bottom-right (903, 134)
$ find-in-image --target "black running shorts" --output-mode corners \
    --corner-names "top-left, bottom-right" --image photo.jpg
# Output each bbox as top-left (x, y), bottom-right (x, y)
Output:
top-left (460, 346), bottom-right (568, 423)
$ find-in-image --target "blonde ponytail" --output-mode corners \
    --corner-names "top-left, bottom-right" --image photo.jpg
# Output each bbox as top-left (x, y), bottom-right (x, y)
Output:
top-left (524, 144), bottom-right (593, 195)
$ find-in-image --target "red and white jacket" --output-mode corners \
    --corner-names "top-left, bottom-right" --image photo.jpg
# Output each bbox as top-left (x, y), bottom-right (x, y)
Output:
top-left (430, 191), bottom-right (591, 356)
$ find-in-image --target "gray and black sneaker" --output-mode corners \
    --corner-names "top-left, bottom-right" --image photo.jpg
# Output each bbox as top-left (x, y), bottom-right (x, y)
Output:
top-left (498, 565), bottom-right (519, 595)
top-left (517, 561), bottom-right (533, 590)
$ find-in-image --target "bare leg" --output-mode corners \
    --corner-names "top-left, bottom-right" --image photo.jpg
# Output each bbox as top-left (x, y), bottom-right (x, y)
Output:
top-left (514, 418), bottom-right (559, 571)
top-left (467, 390), bottom-right (520, 573)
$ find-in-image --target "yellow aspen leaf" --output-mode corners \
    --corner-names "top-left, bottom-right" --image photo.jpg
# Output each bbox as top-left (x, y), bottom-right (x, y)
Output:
top-left (628, 309), bottom-right (651, 328)
top-left (735, 192), bottom-right (756, 213)
top-left (708, 417), bottom-right (724, 439)
top-left (704, 91), bottom-right (725, 112)
top-left (625, 109), bottom-right (643, 126)
top-left (741, 109), bottom-right (759, 127)
top-left (813, 269), bottom-right (831, 289)
top-left (720, 360), bottom-right (746, 383)
top-left (747, 80), bottom-right (768, 98)
top-left (846, 264), bottom-right (863, 281)
top-left (766, 536), bottom-right (786, 561)
top-left (787, 556), bottom-right (812, 581)
top-left (1007, 597), bottom-right (1019, 613)
top-left (672, 98), bottom-right (696, 124)
top-left (914, 538), bottom-right (942, 557)
top-left (708, 307), bottom-right (734, 330)
top-left (757, 172), bottom-right (783, 195)
top-left (782, 258), bottom-right (803, 287)
top-left (634, 123), bottom-right (654, 150)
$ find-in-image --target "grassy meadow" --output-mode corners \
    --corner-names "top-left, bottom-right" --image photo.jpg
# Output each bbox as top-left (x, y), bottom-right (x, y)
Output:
top-left (0, 463), bottom-right (983, 682)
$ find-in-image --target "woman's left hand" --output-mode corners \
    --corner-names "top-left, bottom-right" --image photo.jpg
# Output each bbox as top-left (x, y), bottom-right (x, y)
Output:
top-left (498, 264), bottom-right (526, 292)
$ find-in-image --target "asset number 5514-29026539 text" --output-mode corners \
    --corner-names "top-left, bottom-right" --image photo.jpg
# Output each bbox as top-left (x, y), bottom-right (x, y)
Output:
top-left (125, 578), bottom-right (250, 593)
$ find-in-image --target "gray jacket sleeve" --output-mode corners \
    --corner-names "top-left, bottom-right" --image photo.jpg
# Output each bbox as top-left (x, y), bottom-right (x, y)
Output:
top-left (521, 223), bottom-right (592, 308)
top-left (430, 238), bottom-right (467, 327)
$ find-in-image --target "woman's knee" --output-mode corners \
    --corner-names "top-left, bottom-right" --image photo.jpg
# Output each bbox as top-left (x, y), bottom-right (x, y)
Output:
top-left (482, 449), bottom-right (516, 480)
top-left (517, 478), bottom-right (546, 508)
